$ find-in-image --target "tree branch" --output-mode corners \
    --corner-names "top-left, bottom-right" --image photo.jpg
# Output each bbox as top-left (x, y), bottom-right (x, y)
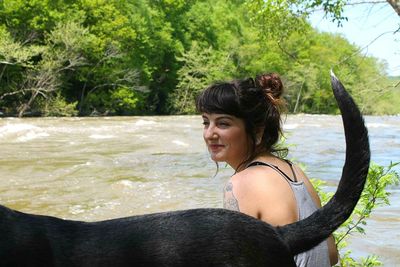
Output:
top-left (0, 89), bottom-right (27, 100)
top-left (346, 1), bottom-right (387, 5)
top-left (335, 27), bottom-right (399, 67)
top-left (0, 61), bottom-right (17, 66)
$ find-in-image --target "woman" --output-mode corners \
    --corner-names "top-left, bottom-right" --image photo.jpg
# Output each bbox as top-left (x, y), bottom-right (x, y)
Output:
top-left (196, 73), bottom-right (339, 266)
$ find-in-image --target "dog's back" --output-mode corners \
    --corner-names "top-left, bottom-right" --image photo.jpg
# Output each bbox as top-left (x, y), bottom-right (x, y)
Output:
top-left (1, 207), bottom-right (296, 266)
top-left (0, 72), bottom-right (370, 267)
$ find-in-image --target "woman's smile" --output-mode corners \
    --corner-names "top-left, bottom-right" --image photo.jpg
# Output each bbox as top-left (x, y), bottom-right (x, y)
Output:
top-left (208, 143), bottom-right (225, 151)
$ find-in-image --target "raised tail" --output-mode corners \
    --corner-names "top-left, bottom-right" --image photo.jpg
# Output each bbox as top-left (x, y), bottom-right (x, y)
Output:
top-left (277, 71), bottom-right (371, 255)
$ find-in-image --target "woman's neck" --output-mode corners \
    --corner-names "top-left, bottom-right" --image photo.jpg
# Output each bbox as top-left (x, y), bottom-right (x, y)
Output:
top-left (233, 151), bottom-right (279, 173)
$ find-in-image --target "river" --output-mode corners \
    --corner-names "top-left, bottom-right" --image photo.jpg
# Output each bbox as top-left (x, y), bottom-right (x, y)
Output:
top-left (0, 115), bottom-right (399, 265)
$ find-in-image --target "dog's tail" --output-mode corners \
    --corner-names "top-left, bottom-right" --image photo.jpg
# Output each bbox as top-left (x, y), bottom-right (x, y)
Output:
top-left (277, 71), bottom-right (371, 255)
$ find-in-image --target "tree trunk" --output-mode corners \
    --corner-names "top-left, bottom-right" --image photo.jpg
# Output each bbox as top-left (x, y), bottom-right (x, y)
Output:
top-left (293, 80), bottom-right (305, 113)
top-left (18, 90), bottom-right (39, 118)
top-left (387, 0), bottom-right (400, 16)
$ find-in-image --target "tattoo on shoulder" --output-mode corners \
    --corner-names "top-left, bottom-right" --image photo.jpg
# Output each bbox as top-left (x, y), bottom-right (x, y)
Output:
top-left (223, 181), bottom-right (240, 211)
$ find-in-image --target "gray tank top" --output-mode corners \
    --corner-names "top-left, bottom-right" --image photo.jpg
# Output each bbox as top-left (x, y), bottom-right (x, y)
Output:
top-left (248, 161), bottom-right (330, 267)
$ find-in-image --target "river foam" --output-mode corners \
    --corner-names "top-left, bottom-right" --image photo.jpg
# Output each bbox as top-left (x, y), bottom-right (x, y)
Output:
top-left (0, 123), bottom-right (49, 142)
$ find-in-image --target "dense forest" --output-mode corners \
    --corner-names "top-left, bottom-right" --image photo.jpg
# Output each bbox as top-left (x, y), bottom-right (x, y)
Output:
top-left (0, 0), bottom-right (399, 117)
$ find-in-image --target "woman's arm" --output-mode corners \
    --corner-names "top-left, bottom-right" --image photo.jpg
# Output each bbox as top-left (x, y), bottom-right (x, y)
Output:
top-left (223, 180), bottom-right (240, 211)
top-left (327, 235), bottom-right (339, 265)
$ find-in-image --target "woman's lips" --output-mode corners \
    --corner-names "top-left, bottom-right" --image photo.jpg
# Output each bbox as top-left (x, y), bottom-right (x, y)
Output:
top-left (209, 144), bottom-right (224, 151)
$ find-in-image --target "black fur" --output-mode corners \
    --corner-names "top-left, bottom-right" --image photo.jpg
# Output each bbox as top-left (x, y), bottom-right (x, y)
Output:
top-left (0, 72), bottom-right (370, 267)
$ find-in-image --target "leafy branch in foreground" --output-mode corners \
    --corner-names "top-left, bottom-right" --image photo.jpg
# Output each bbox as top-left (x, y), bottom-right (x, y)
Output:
top-left (312, 162), bottom-right (400, 266)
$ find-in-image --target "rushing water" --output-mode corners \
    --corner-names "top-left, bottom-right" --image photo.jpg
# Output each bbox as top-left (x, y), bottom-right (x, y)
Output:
top-left (0, 115), bottom-right (399, 265)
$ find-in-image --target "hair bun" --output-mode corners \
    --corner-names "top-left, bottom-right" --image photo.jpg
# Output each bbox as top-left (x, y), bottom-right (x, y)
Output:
top-left (255, 73), bottom-right (284, 102)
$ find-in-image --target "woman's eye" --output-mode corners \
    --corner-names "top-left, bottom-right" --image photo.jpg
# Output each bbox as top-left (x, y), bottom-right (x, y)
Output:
top-left (218, 121), bottom-right (230, 127)
top-left (202, 121), bottom-right (209, 126)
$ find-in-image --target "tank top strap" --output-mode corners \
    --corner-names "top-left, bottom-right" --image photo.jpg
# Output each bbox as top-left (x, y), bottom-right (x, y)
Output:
top-left (246, 160), bottom-right (297, 183)
top-left (284, 159), bottom-right (298, 182)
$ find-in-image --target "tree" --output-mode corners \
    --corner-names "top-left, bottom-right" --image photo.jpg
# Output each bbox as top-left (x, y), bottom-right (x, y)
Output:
top-left (244, 0), bottom-right (397, 114)
top-left (0, 22), bottom-right (87, 117)
top-left (1, 0), bottom-right (397, 115)
top-left (169, 42), bottom-right (236, 114)
top-left (0, 0), bottom-right (148, 116)
top-left (0, 26), bottom-right (44, 108)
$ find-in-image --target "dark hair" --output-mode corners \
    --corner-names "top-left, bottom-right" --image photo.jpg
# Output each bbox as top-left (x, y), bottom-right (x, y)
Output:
top-left (196, 73), bottom-right (287, 171)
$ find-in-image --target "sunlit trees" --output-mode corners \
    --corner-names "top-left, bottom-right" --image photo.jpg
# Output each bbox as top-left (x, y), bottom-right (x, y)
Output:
top-left (0, 0), bottom-right (397, 116)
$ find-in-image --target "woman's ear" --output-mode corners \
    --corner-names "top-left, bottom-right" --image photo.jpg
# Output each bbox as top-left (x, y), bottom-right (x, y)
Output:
top-left (256, 127), bottom-right (265, 145)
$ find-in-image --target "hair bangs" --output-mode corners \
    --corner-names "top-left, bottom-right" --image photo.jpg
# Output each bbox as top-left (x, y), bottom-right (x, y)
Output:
top-left (196, 82), bottom-right (242, 117)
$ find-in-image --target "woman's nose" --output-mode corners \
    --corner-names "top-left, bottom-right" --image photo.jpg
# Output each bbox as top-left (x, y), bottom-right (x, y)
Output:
top-left (204, 125), bottom-right (217, 140)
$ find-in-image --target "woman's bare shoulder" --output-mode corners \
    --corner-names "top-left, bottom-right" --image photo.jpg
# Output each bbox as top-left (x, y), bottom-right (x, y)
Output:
top-left (223, 168), bottom-right (276, 209)
top-left (225, 167), bottom-right (294, 206)
top-left (231, 165), bottom-right (289, 189)
top-left (225, 165), bottom-right (298, 224)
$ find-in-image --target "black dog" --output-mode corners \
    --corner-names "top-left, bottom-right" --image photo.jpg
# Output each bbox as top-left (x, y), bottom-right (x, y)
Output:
top-left (0, 72), bottom-right (370, 267)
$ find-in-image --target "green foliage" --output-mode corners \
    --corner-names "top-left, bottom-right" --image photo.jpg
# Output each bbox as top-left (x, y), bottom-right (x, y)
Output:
top-left (245, 0), bottom-right (309, 39)
top-left (169, 42), bottom-right (236, 114)
top-left (0, 0), bottom-right (398, 116)
top-left (312, 162), bottom-right (400, 266)
top-left (0, 20), bottom-right (91, 117)
top-left (304, 0), bottom-right (348, 26)
top-left (83, 86), bottom-right (146, 116)
top-left (41, 93), bottom-right (78, 117)
top-left (0, 26), bottom-right (44, 68)
top-left (245, 0), bottom-right (349, 31)
top-left (110, 87), bottom-right (146, 115)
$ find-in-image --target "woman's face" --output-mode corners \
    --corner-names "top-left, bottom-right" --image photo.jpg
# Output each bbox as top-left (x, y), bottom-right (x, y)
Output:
top-left (202, 113), bottom-right (250, 170)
